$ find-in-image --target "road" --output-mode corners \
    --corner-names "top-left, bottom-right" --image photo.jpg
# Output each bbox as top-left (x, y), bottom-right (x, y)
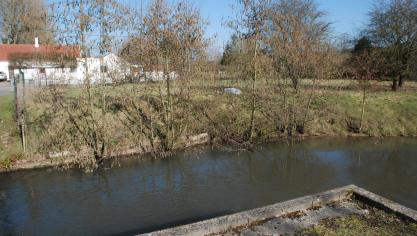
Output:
top-left (0, 82), bottom-right (13, 97)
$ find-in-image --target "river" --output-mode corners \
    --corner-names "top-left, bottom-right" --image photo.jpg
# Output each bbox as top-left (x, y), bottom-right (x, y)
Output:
top-left (0, 137), bottom-right (416, 235)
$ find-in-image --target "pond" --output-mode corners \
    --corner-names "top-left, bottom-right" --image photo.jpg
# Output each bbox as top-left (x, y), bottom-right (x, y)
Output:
top-left (0, 138), bottom-right (416, 235)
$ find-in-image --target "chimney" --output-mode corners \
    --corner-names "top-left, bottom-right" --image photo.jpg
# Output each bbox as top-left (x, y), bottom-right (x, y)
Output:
top-left (35, 37), bottom-right (39, 48)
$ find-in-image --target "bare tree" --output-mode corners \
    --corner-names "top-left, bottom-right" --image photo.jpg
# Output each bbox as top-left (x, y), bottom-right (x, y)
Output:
top-left (34, 0), bottom-right (130, 168)
top-left (118, 0), bottom-right (208, 154)
top-left (367, 0), bottom-right (417, 90)
top-left (266, 0), bottom-right (337, 136)
top-left (268, 0), bottom-right (331, 90)
top-left (0, 0), bottom-right (54, 44)
top-left (231, 0), bottom-right (271, 142)
top-left (350, 50), bottom-right (386, 133)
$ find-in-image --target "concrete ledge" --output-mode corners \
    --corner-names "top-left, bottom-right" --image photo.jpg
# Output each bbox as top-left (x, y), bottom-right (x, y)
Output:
top-left (142, 185), bottom-right (354, 236)
top-left (1, 133), bottom-right (210, 173)
top-left (143, 185), bottom-right (417, 236)
top-left (350, 185), bottom-right (417, 222)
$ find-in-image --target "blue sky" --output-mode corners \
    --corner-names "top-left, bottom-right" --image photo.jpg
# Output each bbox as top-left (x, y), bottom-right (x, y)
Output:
top-left (46, 0), bottom-right (375, 51)
top-left (123, 0), bottom-right (375, 53)
top-left (316, 0), bottom-right (374, 36)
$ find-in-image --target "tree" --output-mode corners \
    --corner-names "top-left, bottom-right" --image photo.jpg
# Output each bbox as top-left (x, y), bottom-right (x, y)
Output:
top-left (353, 36), bottom-right (373, 54)
top-left (232, 0), bottom-right (271, 142)
top-left (35, 0), bottom-right (131, 169)
top-left (268, 0), bottom-right (331, 90)
top-left (220, 34), bottom-right (246, 66)
top-left (367, 0), bottom-right (417, 90)
top-left (173, 1), bottom-right (208, 74)
top-left (350, 50), bottom-right (386, 133)
top-left (118, 0), bottom-right (208, 154)
top-left (266, 0), bottom-right (337, 135)
top-left (0, 0), bottom-right (54, 44)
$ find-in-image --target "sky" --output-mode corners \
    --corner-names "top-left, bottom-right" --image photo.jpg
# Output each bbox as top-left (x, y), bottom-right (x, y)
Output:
top-left (122, 0), bottom-right (375, 54)
top-left (45, 0), bottom-right (375, 53)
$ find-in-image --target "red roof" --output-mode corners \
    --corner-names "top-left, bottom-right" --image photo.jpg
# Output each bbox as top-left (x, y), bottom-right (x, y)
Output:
top-left (0, 44), bottom-right (80, 61)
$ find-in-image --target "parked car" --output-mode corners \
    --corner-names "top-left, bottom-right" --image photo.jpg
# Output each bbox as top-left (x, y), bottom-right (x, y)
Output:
top-left (0, 72), bottom-right (7, 82)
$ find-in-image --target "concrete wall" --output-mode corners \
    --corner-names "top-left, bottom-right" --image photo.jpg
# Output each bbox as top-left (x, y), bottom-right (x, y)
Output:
top-left (144, 185), bottom-right (417, 236)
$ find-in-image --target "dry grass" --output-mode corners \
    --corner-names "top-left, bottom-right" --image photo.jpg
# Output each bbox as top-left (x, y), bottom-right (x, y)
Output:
top-left (3, 79), bottom-right (417, 166)
top-left (297, 207), bottom-right (417, 236)
top-left (0, 94), bottom-right (23, 167)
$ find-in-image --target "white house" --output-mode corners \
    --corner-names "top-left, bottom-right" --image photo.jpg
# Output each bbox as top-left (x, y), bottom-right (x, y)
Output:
top-left (0, 40), bottom-right (130, 85)
top-left (74, 53), bottom-right (130, 84)
top-left (0, 39), bottom-right (80, 85)
top-left (0, 60), bottom-right (10, 81)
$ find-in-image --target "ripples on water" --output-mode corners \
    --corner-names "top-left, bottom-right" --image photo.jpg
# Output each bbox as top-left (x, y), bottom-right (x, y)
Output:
top-left (0, 137), bottom-right (416, 235)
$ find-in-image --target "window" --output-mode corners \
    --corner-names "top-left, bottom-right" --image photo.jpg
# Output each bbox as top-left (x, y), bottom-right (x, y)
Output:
top-left (100, 65), bottom-right (108, 73)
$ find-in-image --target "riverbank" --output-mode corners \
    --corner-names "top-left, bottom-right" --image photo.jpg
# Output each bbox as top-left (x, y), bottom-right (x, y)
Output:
top-left (1, 80), bottom-right (417, 171)
top-left (0, 133), bottom-right (210, 173)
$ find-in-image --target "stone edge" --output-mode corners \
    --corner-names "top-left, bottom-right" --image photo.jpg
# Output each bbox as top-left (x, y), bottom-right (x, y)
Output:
top-left (350, 185), bottom-right (417, 222)
top-left (142, 185), bottom-right (417, 236)
top-left (0, 133), bottom-right (210, 173)
top-left (141, 185), bottom-right (355, 236)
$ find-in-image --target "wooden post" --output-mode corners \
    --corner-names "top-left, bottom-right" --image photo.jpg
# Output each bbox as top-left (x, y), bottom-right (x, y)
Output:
top-left (15, 68), bottom-right (27, 153)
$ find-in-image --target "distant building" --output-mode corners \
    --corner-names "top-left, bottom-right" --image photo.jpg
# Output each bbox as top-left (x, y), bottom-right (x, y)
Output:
top-left (0, 38), bottom-right (80, 85)
top-left (77, 53), bottom-right (131, 84)
top-left (0, 39), bottom-right (130, 85)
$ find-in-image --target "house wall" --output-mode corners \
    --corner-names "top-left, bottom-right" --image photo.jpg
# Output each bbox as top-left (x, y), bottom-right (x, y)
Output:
top-left (2, 53), bottom-right (130, 85)
top-left (0, 61), bottom-right (10, 80)
top-left (10, 67), bottom-right (78, 86)
top-left (143, 71), bottom-right (178, 81)
top-left (76, 57), bottom-right (108, 84)
top-left (45, 67), bottom-right (79, 85)
top-left (75, 54), bottom-right (130, 84)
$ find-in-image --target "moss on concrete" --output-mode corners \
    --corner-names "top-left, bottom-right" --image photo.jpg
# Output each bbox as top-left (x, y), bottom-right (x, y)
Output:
top-left (297, 206), bottom-right (417, 236)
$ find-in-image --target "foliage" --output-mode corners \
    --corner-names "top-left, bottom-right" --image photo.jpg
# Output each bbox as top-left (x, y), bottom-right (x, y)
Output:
top-left (366, 0), bottom-right (417, 90)
top-left (0, 0), bottom-right (54, 44)
top-left (117, 0), bottom-right (208, 153)
top-left (353, 36), bottom-right (373, 54)
top-left (31, 0), bottom-right (132, 168)
top-left (348, 49), bottom-right (386, 132)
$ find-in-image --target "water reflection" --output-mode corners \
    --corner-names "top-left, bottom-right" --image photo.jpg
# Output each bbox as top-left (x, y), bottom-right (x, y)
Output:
top-left (0, 137), bottom-right (416, 235)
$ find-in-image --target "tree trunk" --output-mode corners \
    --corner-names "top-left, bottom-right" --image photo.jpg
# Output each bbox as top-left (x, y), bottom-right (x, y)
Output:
top-left (392, 77), bottom-right (399, 91)
top-left (247, 35), bottom-right (258, 142)
top-left (398, 75), bottom-right (404, 87)
top-left (291, 78), bottom-right (299, 91)
top-left (359, 88), bottom-right (366, 132)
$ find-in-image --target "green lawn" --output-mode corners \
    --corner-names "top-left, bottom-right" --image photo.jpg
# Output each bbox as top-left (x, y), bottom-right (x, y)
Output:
top-left (308, 90), bottom-right (417, 136)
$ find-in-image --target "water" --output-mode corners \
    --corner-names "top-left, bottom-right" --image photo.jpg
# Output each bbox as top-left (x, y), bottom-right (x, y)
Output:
top-left (0, 138), bottom-right (416, 235)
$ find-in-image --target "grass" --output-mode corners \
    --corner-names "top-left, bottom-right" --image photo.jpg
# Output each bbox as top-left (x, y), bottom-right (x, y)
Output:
top-left (0, 94), bottom-right (23, 166)
top-left (297, 207), bottom-right (417, 236)
top-left (309, 90), bottom-right (417, 136)
top-left (188, 79), bottom-right (417, 138)
top-left (3, 78), bottom-right (417, 169)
